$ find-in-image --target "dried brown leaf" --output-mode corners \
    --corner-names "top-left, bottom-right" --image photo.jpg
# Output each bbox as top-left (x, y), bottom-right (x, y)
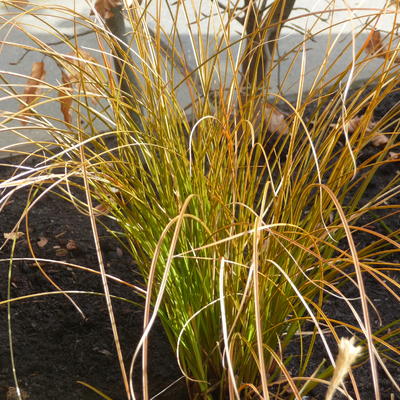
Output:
top-left (62, 50), bottom-right (99, 84)
top-left (66, 239), bottom-right (78, 251)
top-left (6, 387), bottom-right (29, 400)
top-left (346, 115), bottom-right (376, 134)
top-left (58, 50), bottom-right (99, 124)
top-left (58, 71), bottom-right (74, 124)
top-left (20, 61), bottom-right (45, 125)
top-left (93, 202), bottom-right (110, 216)
top-left (362, 28), bottom-right (400, 63)
top-left (346, 116), bottom-right (361, 134)
top-left (4, 231), bottom-right (24, 240)
top-left (388, 151), bottom-right (400, 160)
top-left (265, 103), bottom-right (289, 135)
top-left (92, 0), bottom-right (123, 19)
top-left (55, 247), bottom-right (68, 257)
top-left (371, 134), bottom-right (389, 147)
top-left (254, 103), bottom-right (289, 135)
top-left (37, 236), bottom-right (48, 248)
top-left (21, 61), bottom-right (45, 99)
top-left (363, 29), bottom-right (385, 56)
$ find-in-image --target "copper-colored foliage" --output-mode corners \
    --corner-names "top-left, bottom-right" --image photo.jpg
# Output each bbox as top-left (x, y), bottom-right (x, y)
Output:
top-left (92, 0), bottom-right (122, 19)
top-left (19, 61), bottom-right (45, 125)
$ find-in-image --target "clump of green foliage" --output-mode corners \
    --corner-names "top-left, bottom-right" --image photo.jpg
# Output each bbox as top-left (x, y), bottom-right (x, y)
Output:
top-left (1, 1), bottom-right (400, 399)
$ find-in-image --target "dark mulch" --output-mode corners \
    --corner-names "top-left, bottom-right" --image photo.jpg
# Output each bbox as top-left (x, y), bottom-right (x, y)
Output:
top-left (0, 90), bottom-right (399, 400)
top-left (0, 160), bottom-right (187, 400)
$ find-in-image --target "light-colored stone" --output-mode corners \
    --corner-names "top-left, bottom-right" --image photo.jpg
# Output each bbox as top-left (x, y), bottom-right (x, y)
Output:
top-left (0, 0), bottom-right (395, 157)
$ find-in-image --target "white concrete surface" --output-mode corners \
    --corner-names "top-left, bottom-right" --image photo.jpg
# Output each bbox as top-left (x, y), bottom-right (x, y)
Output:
top-left (0, 0), bottom-right (396, 157)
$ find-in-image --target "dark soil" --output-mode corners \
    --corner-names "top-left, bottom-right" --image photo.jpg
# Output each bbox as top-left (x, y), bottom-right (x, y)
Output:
top-left (0, 91), bottom-right (400, 400)
top-left (0, 160), bottom-right (187, 400)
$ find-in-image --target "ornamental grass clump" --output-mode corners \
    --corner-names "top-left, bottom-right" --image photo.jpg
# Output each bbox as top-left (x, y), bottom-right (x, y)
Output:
top-left (1, 0), bottom-right (400, 399)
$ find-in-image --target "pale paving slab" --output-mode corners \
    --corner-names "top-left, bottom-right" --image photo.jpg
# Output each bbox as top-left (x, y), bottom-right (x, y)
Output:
top-left (0, 0), bottom-right (394, 158)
